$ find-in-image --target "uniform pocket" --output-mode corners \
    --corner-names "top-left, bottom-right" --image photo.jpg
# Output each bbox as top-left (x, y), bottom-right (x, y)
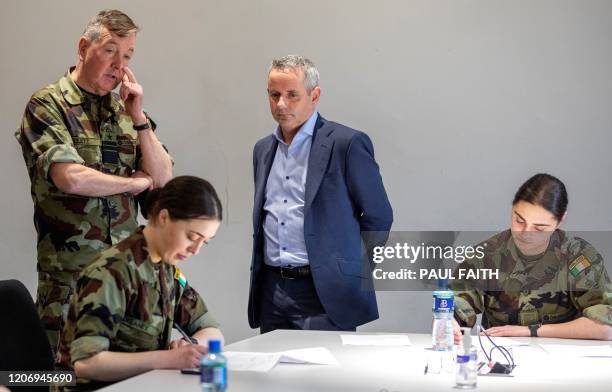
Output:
top-left (118, 137), bottom-right (137, 171)
top-left (72, 137), bottom-right (102, 167)
top-left (115, 315), bottom-right (163, 351)
top-left (36, 280), bottom-right (73, 330)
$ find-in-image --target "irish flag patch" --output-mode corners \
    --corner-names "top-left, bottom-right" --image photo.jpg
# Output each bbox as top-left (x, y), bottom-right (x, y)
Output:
top-left (569, 255), bottom-right (591, 277)
top-left (174, 267), bottom-right (187, 287)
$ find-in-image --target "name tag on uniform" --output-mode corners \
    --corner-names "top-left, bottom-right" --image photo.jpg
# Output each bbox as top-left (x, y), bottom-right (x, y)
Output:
top-left (101, 140), bottom-right (119, 165)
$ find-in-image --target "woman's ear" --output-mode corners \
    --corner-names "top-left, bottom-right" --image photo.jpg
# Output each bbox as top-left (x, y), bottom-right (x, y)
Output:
top-left (558, 211), bottom-right (568, 227)
top-left (158, 208), bottom-right (170, 225)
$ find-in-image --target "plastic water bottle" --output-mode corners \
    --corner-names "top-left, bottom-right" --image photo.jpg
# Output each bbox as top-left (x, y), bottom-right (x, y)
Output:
top-left (432, 290), bottom-right (454, 351)
top-left (455, 327), bottom-right (477, 389)
top-left (200, 339), bottom-right (227, 392)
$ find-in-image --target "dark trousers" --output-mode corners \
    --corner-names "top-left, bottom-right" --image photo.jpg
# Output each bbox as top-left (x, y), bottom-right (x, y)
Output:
top-left (259, 266), bottom-right (356, 334)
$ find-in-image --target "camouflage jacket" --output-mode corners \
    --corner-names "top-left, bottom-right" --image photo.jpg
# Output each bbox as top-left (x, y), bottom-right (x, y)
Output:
top-left (15, 69), bottom-right (160, 346)
top-left (452, 229), bottom-right (612, 328)
top-left (57, 227), bottom-right (219, 387)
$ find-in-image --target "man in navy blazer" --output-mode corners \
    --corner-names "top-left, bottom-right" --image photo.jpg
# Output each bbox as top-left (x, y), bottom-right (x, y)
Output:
top-left (248, 55), bottom-right (393, 332)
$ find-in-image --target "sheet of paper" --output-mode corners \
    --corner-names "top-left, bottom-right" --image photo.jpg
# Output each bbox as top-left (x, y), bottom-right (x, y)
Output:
top-left (224, 347), bottom-right (338, 372)
top-left (280, 347), bottom-right (338, 365)
top-left (539, 344), bottom-right (612, 357)
top-left (340, 334), bottom-right (412, 346)
top-left (224, 352), bottom-right (282, 372)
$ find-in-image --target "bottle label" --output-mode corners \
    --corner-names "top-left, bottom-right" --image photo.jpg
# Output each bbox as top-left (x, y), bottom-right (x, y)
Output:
top-left (201, 366), bottom-right (227, 386)
top-left (433, 295), bottom-right (454, 313)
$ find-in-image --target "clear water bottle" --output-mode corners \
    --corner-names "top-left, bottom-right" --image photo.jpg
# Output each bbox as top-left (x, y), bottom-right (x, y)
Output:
top-left (200, 339), bottom-right (227, 392)
top-left (432, 290), bottom-right (454, 351)
top-left (455, 327), bottom-right (477, 389)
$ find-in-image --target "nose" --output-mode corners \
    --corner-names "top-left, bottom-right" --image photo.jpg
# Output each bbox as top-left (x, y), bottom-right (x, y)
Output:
top-left (187, 241), bottom-right (204, 256)
top-left (111, 52), bottom-right (128, 70)
top-left (277, 96), bottom-right (287, 109)
top-left (110, 52), bottom-right (121, 69)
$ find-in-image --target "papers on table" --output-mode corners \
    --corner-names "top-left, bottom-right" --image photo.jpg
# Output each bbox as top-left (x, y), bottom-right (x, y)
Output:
top-left (340, 334), bottom-right (412, 346)
top-left (280, 347), bottom-right (338, 365)
top-left (224, 347), bottom-right (338, 372)
top-left (223, 351), bottom-right (281, 372)
top-left (539, 344), bottom-right (612, 358)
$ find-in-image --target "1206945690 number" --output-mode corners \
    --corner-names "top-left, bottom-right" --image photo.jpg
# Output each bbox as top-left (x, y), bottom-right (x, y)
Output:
top-left (0, 371), bottom-right (75, 386)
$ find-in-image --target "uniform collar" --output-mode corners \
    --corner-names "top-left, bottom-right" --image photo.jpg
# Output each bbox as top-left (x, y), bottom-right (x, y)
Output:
top-left (507, 229), bottom-right (562, 264)
top-left (59, 67), bottom-right (123, 114)
top-left (131, 226), bottom-right (178, 287)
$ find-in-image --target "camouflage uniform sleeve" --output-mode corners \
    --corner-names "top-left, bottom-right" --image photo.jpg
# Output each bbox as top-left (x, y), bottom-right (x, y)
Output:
top-left (451, 250), bottom-right (486, 327)
top-left (571, 246), bottom-right (612, 326)
top-left (70, 265), bottom-right (129, 364)
top-left (454, 287), bottom-right (484, 327)
top-left (17, 96), bottom-right (85, 181)
top-left (175, 283), bottom-right (220, 335)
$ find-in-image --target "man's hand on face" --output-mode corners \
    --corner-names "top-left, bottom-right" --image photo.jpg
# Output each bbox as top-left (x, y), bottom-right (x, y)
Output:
top-left (120, 66), bottom-right (147, 124)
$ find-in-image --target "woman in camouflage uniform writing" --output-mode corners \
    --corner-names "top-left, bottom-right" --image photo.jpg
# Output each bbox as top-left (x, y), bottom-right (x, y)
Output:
top-left (57, 176), bottom-right (224, 388)
top-left (452, 173), bottom-right (612, 341)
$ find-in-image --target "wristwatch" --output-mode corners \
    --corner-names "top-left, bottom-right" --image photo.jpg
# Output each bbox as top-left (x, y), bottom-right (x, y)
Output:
top-left (133, 121), bottom-right (151, 131)
top-left (528, 322), bottom-right (542, 337)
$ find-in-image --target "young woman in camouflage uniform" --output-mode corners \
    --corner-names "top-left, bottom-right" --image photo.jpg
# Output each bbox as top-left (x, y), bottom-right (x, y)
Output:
top-left (452, 173), bottom-right (612, 341)
top-left (57, 176), bottom-right (224, 388)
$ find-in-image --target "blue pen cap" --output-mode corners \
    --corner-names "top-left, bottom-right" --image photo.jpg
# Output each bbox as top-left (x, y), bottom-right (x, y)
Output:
top-left (208, 339), bottom-right (221, 354)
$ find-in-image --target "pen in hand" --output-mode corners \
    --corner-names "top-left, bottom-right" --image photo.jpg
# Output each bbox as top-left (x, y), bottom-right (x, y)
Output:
top-left (174, 322), bottom-right (198, 345)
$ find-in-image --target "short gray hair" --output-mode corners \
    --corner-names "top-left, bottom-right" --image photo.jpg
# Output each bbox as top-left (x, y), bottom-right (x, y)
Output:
top-left (83, 9), bottom-right (139, 42)
top-left (269, 55), bottom-right (320, 93)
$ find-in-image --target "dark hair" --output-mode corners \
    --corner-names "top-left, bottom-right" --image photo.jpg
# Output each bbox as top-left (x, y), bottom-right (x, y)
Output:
top-left (512, 173), bottom-right (568, 221)
top-left (143, 176), bottom-right (222, 221)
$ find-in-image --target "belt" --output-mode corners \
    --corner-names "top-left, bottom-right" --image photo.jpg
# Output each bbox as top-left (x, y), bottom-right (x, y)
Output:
top-left (265, 264), bottom-right (311, 279)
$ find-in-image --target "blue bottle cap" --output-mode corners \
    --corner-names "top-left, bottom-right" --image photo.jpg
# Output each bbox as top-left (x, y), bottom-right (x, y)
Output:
top-left (208, 339), bottom-right (221, 354)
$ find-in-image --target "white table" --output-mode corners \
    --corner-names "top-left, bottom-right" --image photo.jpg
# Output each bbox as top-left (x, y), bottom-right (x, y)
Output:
top-left (101, 330), bottom-right (612, 391)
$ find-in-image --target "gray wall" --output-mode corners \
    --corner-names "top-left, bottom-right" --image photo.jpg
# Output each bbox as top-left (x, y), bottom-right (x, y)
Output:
top-left (1, 0), bottom-right (611, 343)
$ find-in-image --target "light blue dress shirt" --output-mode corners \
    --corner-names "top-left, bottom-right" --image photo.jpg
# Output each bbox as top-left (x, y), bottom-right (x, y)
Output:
top-left (262, 111), bottom-right (319, 267)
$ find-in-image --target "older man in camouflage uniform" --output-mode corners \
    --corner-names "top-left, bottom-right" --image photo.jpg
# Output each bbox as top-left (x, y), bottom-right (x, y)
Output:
top-left (15, 10), bottom-right (173, 353)
top-left (452, 229), bottom-right (612, 340)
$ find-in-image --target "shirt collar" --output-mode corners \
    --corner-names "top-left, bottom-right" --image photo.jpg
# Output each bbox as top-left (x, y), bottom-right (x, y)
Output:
top-left (273, 111), bottom-right (318, 146)
top-left (59, 67), bottom-right (122, 114)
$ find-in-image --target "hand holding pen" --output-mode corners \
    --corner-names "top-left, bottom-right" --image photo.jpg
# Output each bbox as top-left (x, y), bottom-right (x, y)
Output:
top-left (170, 322), bottom-right (199, 349)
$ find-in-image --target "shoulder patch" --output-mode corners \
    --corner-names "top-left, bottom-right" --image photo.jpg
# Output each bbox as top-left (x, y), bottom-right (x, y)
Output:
top-left (569, 255), bottom-right (592, 277)
top-left (174, 267), bottom-right (187, 288)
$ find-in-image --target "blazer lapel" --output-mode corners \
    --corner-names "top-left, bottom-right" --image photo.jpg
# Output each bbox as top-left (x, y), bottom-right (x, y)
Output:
top-left (253, 137), bottom-right (278, 230)
top-left (304, 115), bottom-right (334, 213)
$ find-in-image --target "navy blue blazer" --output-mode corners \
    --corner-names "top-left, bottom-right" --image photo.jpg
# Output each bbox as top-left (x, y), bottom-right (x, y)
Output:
top-left (248, 114), bottom-right (393, 329)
